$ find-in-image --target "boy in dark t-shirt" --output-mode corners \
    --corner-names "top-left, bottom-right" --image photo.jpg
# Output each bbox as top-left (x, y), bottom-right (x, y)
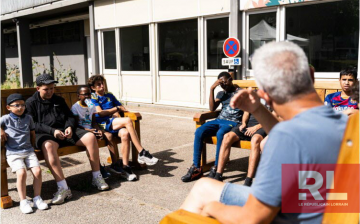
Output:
top-left (181, 72), bottom-right (244, 182)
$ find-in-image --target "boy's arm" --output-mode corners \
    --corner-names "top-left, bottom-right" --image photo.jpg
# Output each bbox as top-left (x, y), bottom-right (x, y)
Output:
top-left (239, 111), bottom-right (249, 131)
top-left (30, 130), bottom-right (36, 148)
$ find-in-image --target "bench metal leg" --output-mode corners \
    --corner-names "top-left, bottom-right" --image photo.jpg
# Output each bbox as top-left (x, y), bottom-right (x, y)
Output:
top-left (1, 148), bottom-right (13, 208)
top-left (200, 142), bottom-right (215, 172)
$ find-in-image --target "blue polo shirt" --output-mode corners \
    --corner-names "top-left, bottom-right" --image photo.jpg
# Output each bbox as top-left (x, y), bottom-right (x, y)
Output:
top-left (1, 113), bottom-right (35, 155)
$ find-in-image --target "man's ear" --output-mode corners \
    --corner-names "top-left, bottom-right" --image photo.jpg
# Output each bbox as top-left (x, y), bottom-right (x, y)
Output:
top-left (36, 86), bottom-right (40, 91)
top-left (6, 105), bottom-right (10, 111)
top-left (257, 89), bottom-right (273, 106)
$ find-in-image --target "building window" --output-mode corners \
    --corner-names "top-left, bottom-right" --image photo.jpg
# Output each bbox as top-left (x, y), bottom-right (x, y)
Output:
top-left (286, 0), bottom-right (359, 72)
top-left (249, 12), bottom-right (276, 69)
top-left (103, 30), bottom-right (117, 69)
top-left (120, 25), bottom-right (149, 71)
top-left (159, 19), bottom-right (198, 71)
top-left (4, 32), bottom-right (17, 48)
top-left (48, 21), bottom-right (80, 44)
top-left (31, 27), bottom-right (47, 45)
top-left (207, 17), bottom-right (229, 69)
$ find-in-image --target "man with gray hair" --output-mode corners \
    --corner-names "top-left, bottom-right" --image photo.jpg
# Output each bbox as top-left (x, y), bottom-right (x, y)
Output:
top-left (178, 42), bottom-right (347, 223)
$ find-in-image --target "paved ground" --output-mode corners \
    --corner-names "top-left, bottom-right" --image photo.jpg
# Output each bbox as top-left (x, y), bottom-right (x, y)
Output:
top-left (1, 105), bottom-right (251, 224)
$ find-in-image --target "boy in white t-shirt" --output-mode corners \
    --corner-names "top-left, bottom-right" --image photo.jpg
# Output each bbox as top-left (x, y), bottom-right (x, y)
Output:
top-left (71, 86), bottom-right (136, 181)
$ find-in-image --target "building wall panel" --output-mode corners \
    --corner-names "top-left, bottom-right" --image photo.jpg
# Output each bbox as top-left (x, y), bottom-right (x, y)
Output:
top-left (104, 74), bottom-right (120, 99)
top-left (121, 74), bottom-right (152, 102)
top-left (158, 75), bottom-right (200, 103)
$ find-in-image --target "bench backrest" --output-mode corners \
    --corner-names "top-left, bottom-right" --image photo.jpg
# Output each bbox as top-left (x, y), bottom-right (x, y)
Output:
top-left (233, 80), bottom-right (341, 102)
top-left (1, 85), bottom-right (81, 116)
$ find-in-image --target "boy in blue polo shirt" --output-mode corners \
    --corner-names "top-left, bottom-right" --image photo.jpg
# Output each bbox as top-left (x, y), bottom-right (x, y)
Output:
top-left (1, 94), bottom-right (48, 214)
top-left (87, 75), bottom-right (158, 177)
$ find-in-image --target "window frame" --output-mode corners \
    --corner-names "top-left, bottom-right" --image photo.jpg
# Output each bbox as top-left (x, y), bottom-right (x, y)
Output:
top-left (204, 14), bottom-right (230, 76)
top-left (101, 29), bottom-right (118, 74)
top-left (157, 18), bottom-right (199, 74)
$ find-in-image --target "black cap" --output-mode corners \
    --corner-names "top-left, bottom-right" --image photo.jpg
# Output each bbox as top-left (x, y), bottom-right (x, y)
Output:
top-left (7, 93), bottom-right (24, 105)
top-left (36, 73), bottom-right (58, 86)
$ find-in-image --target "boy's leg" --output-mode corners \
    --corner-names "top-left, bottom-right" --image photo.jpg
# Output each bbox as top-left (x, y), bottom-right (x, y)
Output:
top-left (247, 134), bottom-right (264, 178)
top-left (103, 131), bottom-right (120, 163)
top-left (217, 132), bottom-right (240, 174)
top-left (30, 166), bottom-right (42, 197)
top-left (193, 120), bottom-right (220, 168)
top-left (76, 132), bottom-right (100, 171)
top-left (118, 128), bottom-right (130, 166)
top-left (41, 140), bottom-right (65, 182)
top-left (215, 121), bottom-right (238, 166)
top-left (16, 168), bottom-right (27, 201)
top-left (111, 117), bottom-right (143, 152)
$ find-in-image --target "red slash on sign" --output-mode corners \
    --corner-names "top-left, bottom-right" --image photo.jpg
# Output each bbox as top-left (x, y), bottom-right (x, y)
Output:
top-left (223, 37), bottom-right (241, 58)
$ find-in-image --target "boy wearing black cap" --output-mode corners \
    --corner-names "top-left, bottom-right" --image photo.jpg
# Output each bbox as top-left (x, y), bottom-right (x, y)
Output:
top-left (1, 94), bottom-right (48, 214)
top-left (25, 74), bottom-right (109, 205)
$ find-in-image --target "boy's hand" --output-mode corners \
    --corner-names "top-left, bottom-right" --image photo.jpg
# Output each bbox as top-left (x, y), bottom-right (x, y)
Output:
top-left (54, 130), bottom-right (65, 140)
top-left (64, 127), bottom-right (73, 139)
top-left (245, 126), bottom-right (259, 137)
top-left (94, 130), bottom-right (103, 139)
top-left (211, 79), bottom-right (221, 90)
top-left (1, 128), bottom-right (7, 142)
top-left (239, 123), bottom-right (247, 132)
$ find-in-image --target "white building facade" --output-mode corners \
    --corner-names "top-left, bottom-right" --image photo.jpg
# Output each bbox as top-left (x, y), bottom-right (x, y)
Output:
top-left (94, 0), bottom-right (359, 108)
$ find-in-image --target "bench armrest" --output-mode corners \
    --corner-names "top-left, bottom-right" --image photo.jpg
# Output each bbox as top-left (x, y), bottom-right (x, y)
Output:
top-left (193, 110), bottom-right (220, 123)
top-left (124, 111), bottom-right (142, 121)
top-left (160, 209), bottom-right (220, 224)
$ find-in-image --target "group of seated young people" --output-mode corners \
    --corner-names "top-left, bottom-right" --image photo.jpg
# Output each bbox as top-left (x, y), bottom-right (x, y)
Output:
top-left (178, 42), bottom-right (358, 224)
top-left (1, 41), bottom-right (358, 218)
top-left (1, 73), bottom-right (159, 214)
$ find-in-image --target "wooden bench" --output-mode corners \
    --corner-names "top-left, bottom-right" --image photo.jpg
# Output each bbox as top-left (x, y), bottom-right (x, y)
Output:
top-left (162, 111), bottom-right (359, 224)
top-left (193, 80), bottom-right (342, 172)
top-left (1, 85), bottom-right (143, 209)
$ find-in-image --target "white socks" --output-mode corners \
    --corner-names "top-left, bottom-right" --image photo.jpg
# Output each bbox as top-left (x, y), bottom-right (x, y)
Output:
top-left (92, 171), bottom-right (101, 179)
top-left (56, 179), bottom-right (69, 190)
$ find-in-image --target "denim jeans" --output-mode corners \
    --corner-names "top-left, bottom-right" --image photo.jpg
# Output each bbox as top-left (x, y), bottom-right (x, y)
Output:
top-left (220, 183), bottom-right (250, 206)
top-left (193, 119), bottom-right (237, 168)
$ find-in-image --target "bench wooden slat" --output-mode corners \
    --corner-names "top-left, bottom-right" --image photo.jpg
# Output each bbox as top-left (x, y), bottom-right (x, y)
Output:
top-left (160, 209), bottom-right (220, 224)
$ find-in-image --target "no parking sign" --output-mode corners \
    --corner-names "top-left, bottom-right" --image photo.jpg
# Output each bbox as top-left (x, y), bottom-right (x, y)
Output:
top-left (223, 37), bottom-right (240, 58)
top-left (222, 37), bottom-right (241, 66)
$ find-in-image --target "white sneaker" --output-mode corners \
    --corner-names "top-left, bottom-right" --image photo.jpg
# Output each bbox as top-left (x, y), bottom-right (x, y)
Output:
top-left (20, 200), bottom-right (33, 214)
top-left (138, 150), bottom-right (159, 166)
top-left (33, 196), bottom-right (49, 210)
top-left (122, 166), bottom-right (137, 181)
top-left (92, 174), bottom-right (109, 191)
top-left (51, 187), bottom-right (72, 205)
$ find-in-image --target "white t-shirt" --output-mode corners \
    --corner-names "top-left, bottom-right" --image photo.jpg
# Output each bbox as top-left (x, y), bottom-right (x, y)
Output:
top-left (71, 101), bottom-right (97, 129)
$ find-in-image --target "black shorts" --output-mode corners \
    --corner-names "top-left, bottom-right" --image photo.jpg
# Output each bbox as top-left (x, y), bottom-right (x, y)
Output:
top-left (35, 128), bottom-right (89, 149)
top-left (231, 123), bottom-right (267, 141)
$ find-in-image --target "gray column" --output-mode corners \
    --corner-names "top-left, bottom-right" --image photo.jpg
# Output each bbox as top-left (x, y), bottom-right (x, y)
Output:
top-left (16, 18), bottom-right (33, 87)
top-left (1, 28), bottom-right (6, 83)
top-left (89, 1), bottom-right (99, 75)
top-left (229, 0), bottom-right (242, 80)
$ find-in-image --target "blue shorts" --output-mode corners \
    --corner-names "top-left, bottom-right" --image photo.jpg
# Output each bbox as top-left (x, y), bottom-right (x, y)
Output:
top-left (104, 118), bottom-right (119, 134)
top-left (219, 183), bottom-right (251, 206)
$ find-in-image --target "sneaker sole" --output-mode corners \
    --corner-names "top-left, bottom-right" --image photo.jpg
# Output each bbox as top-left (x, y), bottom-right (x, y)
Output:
top-left (52, 193), bottom-right (72, 205)
top-left (181, 174), bottom-right (203, 183)
top-left (33, 204), bottom-right (49, 210)
top-left (137, 159), bottom-right (158, 166)
top-left (92, 183), bottom-right (109, 191)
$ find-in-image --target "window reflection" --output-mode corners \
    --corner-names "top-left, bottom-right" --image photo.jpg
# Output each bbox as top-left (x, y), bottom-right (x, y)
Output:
top-left (159, 19), bottom-right (198, 71)
top-left (207, 17), bottom-right (229, 69)
top-left (286, 0), bottom-right (359, 72)
top-left (249, 12), bottom-right (277, 69)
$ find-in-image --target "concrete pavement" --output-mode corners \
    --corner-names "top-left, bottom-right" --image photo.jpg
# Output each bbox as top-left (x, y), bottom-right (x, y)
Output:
top-left (1, 105), bottom-right (251, 224)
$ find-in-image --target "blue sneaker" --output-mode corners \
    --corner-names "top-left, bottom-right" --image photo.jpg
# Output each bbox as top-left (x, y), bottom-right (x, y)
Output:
top-left (100, 164), bottom-right (111, 179)
top-left (108, 160), bottom-right (125, 174)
